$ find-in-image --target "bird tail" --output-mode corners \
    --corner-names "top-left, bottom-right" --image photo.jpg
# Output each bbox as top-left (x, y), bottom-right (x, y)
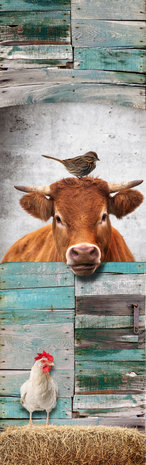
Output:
top-left (42, 155), bottom-right (64, 164)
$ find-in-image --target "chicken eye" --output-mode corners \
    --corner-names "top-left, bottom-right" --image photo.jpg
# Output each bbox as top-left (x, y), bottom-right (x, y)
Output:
top-left (102, 213), bottom-right (107, 221)
top-left (55, 215), bottom-right (62, 224)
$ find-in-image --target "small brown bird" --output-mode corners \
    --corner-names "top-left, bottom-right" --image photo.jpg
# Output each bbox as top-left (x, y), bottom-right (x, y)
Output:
top-left (42, 151), bottom-right (100, 177)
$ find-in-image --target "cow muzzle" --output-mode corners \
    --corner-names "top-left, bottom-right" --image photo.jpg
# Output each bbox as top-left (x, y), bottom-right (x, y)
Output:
top-left (66, 243), bottom-right (101, 276)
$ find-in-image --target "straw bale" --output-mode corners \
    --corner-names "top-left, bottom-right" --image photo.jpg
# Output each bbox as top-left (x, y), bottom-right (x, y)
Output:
top-left (0, 425), bottom-right (145, 465)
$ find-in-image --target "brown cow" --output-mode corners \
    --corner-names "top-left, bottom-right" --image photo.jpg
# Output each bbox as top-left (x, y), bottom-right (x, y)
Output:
top-left (2, 177), bottom-right (143, 276)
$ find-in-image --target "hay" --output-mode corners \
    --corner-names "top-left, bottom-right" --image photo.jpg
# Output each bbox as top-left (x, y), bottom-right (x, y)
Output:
top-left (0, 425), bottom-right (145, 465)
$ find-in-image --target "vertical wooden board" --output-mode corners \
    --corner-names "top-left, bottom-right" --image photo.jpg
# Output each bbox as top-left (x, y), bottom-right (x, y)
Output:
top-left (72, 0), bottom-right (146, 20)
top-left (72, 20), bottom-right (145, 47)
top-left (0, 397), bottom-right (72, 419)
top-left (75, 274), bottom-right (145, 296)
top-left (0, 287), bottom-right (75, 310)
top-left (0, 0), bottom-right (71, 11)
top-left (74, 48), bottom-right (146, 73)
top-left (0, 262), bottom-right (74, 289)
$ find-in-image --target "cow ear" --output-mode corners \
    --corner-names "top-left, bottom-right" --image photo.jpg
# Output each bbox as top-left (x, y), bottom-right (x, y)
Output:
top-left (20, 193), bottom-right (53, 221)
top-left (109, 189), bottom-right (144, 218)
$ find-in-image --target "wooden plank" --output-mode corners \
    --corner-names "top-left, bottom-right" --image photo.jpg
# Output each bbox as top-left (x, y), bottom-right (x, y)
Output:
top-left (0, 68), bottom-right (145, 86)
top-left (75, 274), bottom-right (145, 296)
top-left (0, 370), bottom-right (74, 397)
top-left (0, 262), bottom-right (74, 289)
top-left (0, 0), bottom-right (71, 11)
top-left (0, 323), bottom-right (74, 369)
top-left (1, 417), bottom-right (145, 429)
top-left (0, 287), bottom-right (75, 310)
top-left (1, 308), bottom-right (74, 325)
top-left (0, 12), bottom-right (70, 45)
top-left (0, 82), bottom-right (145, 109)
top-left (75, 348), bottom-right (145, 362)
top-left (76, 295), bottom-right (145, 315)
top-left (75, 360), bottom-right (145, 394)
top-left (72, 0), bottom-right (146, 20)
top-left (0, 44), bottom-right (73, 67)
top-left (75, 315), bottom-right (144, 329)
top-left (72, 20), bottom-right (145, 47)
top-left (74, 48), bottom-right (146, 73)
top-left (73, 393), bottom-right (145, 416)
top-left (0, 396), bottom-right (72, 419)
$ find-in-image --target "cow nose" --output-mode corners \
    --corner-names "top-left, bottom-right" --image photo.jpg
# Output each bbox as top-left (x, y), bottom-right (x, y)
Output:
top-left (66, 243), bottom-right (101, 265)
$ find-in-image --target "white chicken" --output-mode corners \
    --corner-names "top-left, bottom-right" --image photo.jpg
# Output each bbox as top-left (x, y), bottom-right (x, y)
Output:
top-left (20, 350), bottom-right (58, 425)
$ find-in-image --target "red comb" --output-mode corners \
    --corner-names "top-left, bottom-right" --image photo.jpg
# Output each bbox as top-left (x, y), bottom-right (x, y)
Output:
top-left (34, 350), bottom-right (54, 362)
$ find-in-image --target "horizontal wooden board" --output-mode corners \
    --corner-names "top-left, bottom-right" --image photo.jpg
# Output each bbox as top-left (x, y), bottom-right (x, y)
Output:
top-left (0, 287), bottom-right (75, 310)
top-left (0, 68), bottom-right (145, 86)
top-left (75, 360), bottom-right (145, 394)
top-left (76, 295), bottom-right (145, 315)
top-left (0, 262), bottom-right (74, 289)
top-left (0, 83), bottom-right (145, 109)
top-left (1, 308), bottom-right (74, 325)
top-left (72, 20), bottom-right (145, 47)
top-left (73, 393), bottom-right (145, 416)
top-left (0, 1), bottom-right (71, 11)
top-left (75, 274), bottom-right (145, 296)
top-left (0, 44), bottom-right (73, 67)
top-left (0, 396), bottom-right (72, 419)
top-left (1, 417), bottom-right (144, 429)
top-left (72, 0), bottom-right (146, 20)
top-left (75, 315), bottom-right (144, 330)
top-left (0, 11), bottom-right (70, 45)
top-left (75, 348), bottom-right (145, 362)
top-left (0, 370), bottom-right (74, 397)
top-left (74, 48), bottom-right (146, 73)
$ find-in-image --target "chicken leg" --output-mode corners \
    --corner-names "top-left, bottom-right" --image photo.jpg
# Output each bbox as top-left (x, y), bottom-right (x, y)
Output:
top-left (46, 412), bottom-right (49, 426)
top-left (29, 411), bottom-right (33, 426)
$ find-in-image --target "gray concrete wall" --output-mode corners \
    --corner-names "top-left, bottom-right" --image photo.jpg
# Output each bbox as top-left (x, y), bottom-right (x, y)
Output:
top-left (0, 102), bottom-right (145, 261)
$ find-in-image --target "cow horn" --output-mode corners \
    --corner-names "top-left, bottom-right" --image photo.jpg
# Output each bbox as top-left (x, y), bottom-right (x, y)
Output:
top-left (108, 179), bottom-right (143, 193)
top-left (14, 185), bottom-right (51, 195)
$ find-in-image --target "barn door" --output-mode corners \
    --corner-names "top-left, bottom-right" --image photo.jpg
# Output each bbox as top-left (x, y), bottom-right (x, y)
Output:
top-left (74, 263), bottom-right (145, 428)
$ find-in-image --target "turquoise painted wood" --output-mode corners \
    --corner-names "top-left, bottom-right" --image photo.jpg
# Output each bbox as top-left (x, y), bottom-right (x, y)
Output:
top-left (74, 48), bottom-right (146, 73)
top-left (73, 393), bottom-right (144, 416)
top-left (75, 348), bottom-right (145, 362)
top-left (72, 0), bottom-right (146, 20)
top-left (0, 44), bottom-right (73, 67)
top-left (0, 287), bottom-right (75, 310)
top-left (75, 315), bottom-right (144, 329)
top-left (75, 273), bottom-right (145, 296)
top-left (0, 262), bottom-right (74, 289)
top-left (0, 1), bottom-right (71, 11)
top-left (1, 417), bottom-right (144, 428)
top-left (1, 308), bottom-right (74, 325)
top-left (0, 397), bottom-right (72, 419)
top-left (72, 20), bottom-right (145, 47)
top-left (0, 11), bottom-right (71, 45)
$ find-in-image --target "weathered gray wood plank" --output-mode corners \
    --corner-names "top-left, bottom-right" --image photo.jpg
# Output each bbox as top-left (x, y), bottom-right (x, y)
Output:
top-left (74, 48), bottom-right (146, 73)
top-left (0, 287), bottom-right (75, 310)
top-left (0, 370), bottom-right (74, 397)
top-left (75, 274), bottom-right (145, 296)
top-left (76, 295), bottom-right (145, 315)
top-left (72, 0), bottom-right (146, 20)
top-left (75, 315), bottom-right (144, 329)
top-left (0, 68), bottom-right (145, 86)
top-left (73, 393), bottom-right (145, 416)
top-left (0, 396), bottom-right (72, 419)
top-left (0, 11), bottom-right (70, 45)
top-left (0, 0), bottom-right (71, 11)
top-left (0, 44), bottom-right (73, 67)
top-left (72, 20), bottom-right (145, 47)
top-left (0, 83), bottom-right (145, 108)
top-left (1, 417), bottom-right (144, 429)
top-left (0, 262), bottom-right (74, 289)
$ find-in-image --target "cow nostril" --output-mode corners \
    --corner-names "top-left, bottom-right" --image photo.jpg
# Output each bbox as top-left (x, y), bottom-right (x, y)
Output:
top-left (71, 248), bottom-right (79, 257)
top-left (90, 247), bottom-right (96, 256)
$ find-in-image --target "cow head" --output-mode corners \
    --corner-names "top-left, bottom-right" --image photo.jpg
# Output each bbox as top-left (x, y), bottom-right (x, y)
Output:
top-left (15, 177), bottom-right (143, 276)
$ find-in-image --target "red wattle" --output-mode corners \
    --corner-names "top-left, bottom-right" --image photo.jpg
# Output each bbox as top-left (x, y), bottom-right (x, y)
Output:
top-left (43, 365), bottom-right (51, 373)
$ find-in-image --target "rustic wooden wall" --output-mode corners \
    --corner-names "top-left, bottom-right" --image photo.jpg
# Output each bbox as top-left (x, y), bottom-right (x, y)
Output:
top-left (0, 262), bottom-right (145, 430)
top-left (0, 0), bottom-right (145, 108)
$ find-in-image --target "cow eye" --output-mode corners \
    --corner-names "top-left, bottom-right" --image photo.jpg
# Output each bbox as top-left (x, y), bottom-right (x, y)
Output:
top-left (102, 213), bottom-right (107, 221)
top-left (55, 215), bottom-right (62, 224)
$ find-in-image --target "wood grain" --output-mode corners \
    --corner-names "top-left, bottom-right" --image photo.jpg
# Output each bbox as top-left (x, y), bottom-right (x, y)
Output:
top-left (75, 274), bottom-right (145, 296)
top-left (76, 295), bottom-right (145, 315)
top-left (0, 287), bottom-right (75, 310)
top-left (73, 393), bottom-right (144, 417)
top-left (72, 0), bottom-right (146, 20)
top-left (0, 396), bottom-right (72, 419)
top-left (0, 0), bottom-right (71, 11)
top-left (72, 20), bottom-right (145, 47)
top-left (74, 48), bottom-right (146, 73)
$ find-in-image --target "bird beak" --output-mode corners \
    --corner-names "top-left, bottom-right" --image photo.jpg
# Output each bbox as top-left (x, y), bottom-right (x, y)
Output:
top-left (50, 362), bottom-right (54, 366)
